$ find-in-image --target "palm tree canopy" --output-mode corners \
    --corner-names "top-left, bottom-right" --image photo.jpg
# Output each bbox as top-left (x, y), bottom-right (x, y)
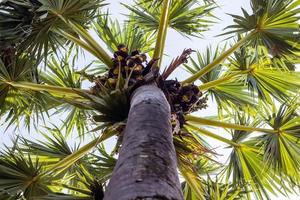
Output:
top-left (0, 0), bottom-right (300, 199)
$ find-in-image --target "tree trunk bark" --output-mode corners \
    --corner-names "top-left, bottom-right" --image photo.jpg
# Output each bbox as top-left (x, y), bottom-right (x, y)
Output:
top-left (104, 84), bottom-right (183, 200)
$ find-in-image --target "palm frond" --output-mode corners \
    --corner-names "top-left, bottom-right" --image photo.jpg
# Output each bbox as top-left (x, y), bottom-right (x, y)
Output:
top-left (0, 0), bottom-right (41, 47)
top-left (42, 127), bottom-right (116, 176)
top-left (55, 19), bottom-right (113, 67)
top-left (94, 13), bottom-right (156, 54)
top-left (123, 0), bottom-right (215, 37)
top-left (183, 48), bottom-right (257, 112)
top-left (254, 101), bottom-right (300, 183)
top-left (0, 0), bottom-right (107, 60)
top-left (72, 88), bottom-right (130, 125)
top-left (245, 66), bottom-right (300, 103)
top-left (224, 0), bottom-right (300, 57)
top-left (228, 48), bottom-right (300, 103)
top-left (176, 128), bottom-right (217, 200)
top-left (41, 53), bottom-right (94, 137)
top-left (0, 52), bottom-right (59, 130)
top-left (224, 144), bottom-right (287, 200)
top-left (182, 32), bottom-right (256, 83)
top-left (194, 113), bottom-right (296, 199)
top-left (202, 177), bottom-right (247, 200)
top-left (180, 166), bottom-right (205, 200)
top-left (9, 129), bottom-right (117, 199)
top-left (184, 0), bottom-right (300, 83)
top-left (21, 126), bottom-right (74, 165)
top-left (0, 146), bottom-right (50, 199)
top-left (86, 145), bottom-right (116, 182)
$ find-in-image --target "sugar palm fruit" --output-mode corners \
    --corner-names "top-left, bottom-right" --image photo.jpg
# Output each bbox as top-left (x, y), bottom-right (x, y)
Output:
top-left (132, 64), bottom-right (144, 75)
top-left (114, 44), bottom-right (129, 59)
top-left (107, 78), bottom-right (117, 87)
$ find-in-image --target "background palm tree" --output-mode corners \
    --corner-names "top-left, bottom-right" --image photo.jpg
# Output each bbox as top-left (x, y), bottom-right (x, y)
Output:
top-left (0, 0), bottom-right (300, 199)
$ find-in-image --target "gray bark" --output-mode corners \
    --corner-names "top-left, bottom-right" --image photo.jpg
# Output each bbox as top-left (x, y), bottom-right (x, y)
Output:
top-left (104, 84), bottom-right (183, 200)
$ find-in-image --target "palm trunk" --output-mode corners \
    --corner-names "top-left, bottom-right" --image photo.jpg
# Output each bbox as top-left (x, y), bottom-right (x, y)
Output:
top-left (104, 84), bottom-right (183, 200)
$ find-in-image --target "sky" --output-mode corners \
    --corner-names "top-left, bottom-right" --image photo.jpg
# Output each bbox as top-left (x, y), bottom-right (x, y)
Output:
top-left (0, 0), bottom-right (299, 199)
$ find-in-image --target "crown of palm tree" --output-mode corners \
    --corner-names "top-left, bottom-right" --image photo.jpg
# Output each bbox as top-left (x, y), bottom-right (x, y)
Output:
top-left (0, 0), bottom-right (300, 200)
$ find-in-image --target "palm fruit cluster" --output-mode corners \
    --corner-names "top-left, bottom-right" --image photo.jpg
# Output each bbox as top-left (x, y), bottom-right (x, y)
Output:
top-left (90, 44), bottom-right (150, 94)
top-left (163, 79), bottom-right (208, 128)
top-left (90, 45), bottom-right (207, 129)
top-left (108, 44), bottom-right (148, 86)
top-left (164, 80), bottom-right (202, 113)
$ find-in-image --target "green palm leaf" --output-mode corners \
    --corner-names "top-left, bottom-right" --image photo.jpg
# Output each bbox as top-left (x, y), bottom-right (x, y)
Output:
top-left (176, 128), bottom-right (217, 200)
top-left (0, 0), bottom-right (107, 60)
top-left (224, 144), bottom-right (286, 200)
top-left (21, 126), bottom-right (74, 165)
top-left (86, 145), bottom-right (116, 182)
top-left (94, 13), bottom-right (156, 54)
top-left (224, 0), bottom-right (300, 57)
top-left (42, 127), bottom-right (116, 176)
top-left (183, 0), bottom-right (300, 84)
top-left (0, 147), bottom-right (50, 199)
top-left (72, 88), bottom-right (130, 125)
top-left (1, 0), bottom-right (300, 199)
top-left (124, 0), bottom-right (215, 37)
top-left (203, 177), bottom-right (247, 200)
top-left (255, 101), bottom-right (300, 183)
top-left (228, 48), bottom-right (300, 103)
top-left (187, 114), bottom-right (294, 199)
top-left (0, 52), bottom-right (57, 130)
top-left (0, 0), bottom-right (41, 47)
top-left (41, 53), bottom-right (94, 137)
top-left (183, 47), bottom-right (257, 112)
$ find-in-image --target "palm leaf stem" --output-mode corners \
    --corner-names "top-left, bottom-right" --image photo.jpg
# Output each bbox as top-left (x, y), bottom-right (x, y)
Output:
top-left (185, 115), bottom-right (276, 134)
top-left (4, 81), bottom-right (88, 98)
top-left (182, 31), bottom-right (257, 84)
top-left (199, 69), bottom-right (252, 90)
top-left (56, 29), bottom-right (101, 60)
top-left (153, 0), bottom-right (171, 67)
top-left (53, 182), bottom-right (92, 195)
top-left (51, 11), bottom-right (114, 67)
top-left (186, 124), bottom-right (240, 147)
top-left (179, 165), bottom-right (205, 200)
top-left (40, 130), bottom-right (115, 177)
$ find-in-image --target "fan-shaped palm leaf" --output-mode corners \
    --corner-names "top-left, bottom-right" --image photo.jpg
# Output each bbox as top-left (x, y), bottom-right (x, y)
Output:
top-left (254, 101), bottom-right (300, 183)
top-left (94, 13), bottom-right (156, 54)
top-left (41, 53), bottom-right (95, 137)
top-left (227, 48), bottom-right (300, 103)
top-left (183, 0), bottom-right (300, 84)
top-left (0, 147), bottom-right (50, 199)
top-left (0, 52), bottom-right (58, 130)
top-left (224, 0), bottom-right (300, 57)
top-left (124, 0), bottom-right (215, 37)
top-left (42, 127), bottom-right (116, 176)
top-left (1, 0), bottom-right (300, 199)
top-left (0, 0), bottom-right (107, 60)
top-left (176, 128), bottom-right (217, 200)
top-left (183, 47), bottom-right (256, 112)
top-left (71, 87), bottom-right (130, 125)
top-left (124, 0), bottom-right (215, 65)
top-left (86, 145), bottom-right (116, 182)
top-left (21, 126), bottom-right (74, 165)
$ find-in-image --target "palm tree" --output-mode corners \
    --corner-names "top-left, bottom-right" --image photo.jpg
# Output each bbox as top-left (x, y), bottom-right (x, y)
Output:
top-left (0, 0), bottom-right (299, 199)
